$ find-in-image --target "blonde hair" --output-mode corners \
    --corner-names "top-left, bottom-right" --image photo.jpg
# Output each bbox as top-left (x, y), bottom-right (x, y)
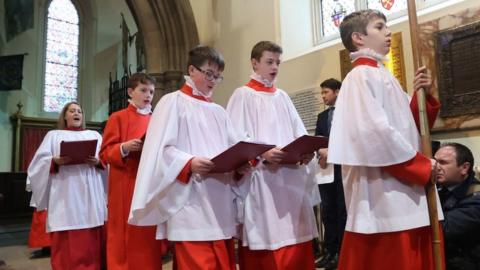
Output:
top-left (57, 101), bottom-right (86, 130)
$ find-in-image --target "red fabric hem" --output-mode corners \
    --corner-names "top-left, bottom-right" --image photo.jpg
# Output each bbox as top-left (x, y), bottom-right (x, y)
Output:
top-left (238, 241), bottom-right (315, 270)
top-left (28, 210), bottom-right (51, 248)
top-left (338, 226), bottom-right (445, 270)
top-left (175, 239), bottom-right (236, 270)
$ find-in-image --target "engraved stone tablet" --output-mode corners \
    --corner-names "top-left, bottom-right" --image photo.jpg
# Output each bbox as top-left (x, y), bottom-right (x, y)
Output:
top-left (435, 21), bottom-right (480, 117)
top-left (290, 87), bottom-right (324, 131)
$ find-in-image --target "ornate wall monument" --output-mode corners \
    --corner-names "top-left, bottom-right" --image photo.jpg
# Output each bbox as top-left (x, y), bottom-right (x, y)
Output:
top-left (435, 21), bottom-right (480, 118)
top-left (419, 7), bottom-right (480, 130)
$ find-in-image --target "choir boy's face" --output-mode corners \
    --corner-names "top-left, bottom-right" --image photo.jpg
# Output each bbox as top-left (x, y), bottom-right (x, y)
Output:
top-left (189, 62), bottom-right (222, 94)
top-left (356, 17), bottom-right (391, 55)
top-left (64, 103), bottom-right (83, 128)
top-left (128, 82), bottom-right (154, 109)
top-left (252, 51), bottom-right (281, 82)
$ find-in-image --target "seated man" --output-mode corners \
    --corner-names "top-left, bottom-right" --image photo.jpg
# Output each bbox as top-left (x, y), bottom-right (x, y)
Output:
top-left (435, 142), bottom-right (480, 270)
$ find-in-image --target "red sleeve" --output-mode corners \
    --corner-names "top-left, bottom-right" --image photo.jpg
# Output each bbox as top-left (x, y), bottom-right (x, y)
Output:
top-left (99, 113), bottom-right (127, 168)
top-left (50, 158), bottom-right (59, 174)
top-left (382, 152), bottom-right (432, 186)
top-left (410, 91), bottom-right (441, 132)
top-left (177, 158), bottom-right (194, 184)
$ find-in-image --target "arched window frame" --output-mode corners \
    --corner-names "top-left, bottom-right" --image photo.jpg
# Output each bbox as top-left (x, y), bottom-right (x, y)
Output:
top-left (313, 0), bottom-right (457, 45)
top-left (41, 0), bottom-right (82, 114)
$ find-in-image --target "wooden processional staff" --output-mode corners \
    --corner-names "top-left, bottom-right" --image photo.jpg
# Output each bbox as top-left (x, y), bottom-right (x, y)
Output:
top-left (406, 0), bottom-right (442, 269)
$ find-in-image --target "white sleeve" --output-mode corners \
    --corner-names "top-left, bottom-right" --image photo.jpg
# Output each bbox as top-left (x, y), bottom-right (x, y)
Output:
top-left (129, 93), bottom-right (194, 226)
top-left (327, 67), bottom-right (416, 166)
top-left (27, 131), bottom-right (56, 210)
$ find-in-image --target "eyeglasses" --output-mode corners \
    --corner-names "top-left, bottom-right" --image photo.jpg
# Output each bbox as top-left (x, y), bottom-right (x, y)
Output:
top-left (192, 65), bottom-right (223, 83)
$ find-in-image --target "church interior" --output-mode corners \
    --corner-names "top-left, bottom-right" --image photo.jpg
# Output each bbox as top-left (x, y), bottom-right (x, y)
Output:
top-left (0, 0), bottom-right (479, 269)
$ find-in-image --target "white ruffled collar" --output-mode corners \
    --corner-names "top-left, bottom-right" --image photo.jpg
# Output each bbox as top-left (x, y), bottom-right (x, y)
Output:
top-left (128, 100), bottom-right (152, 115)
top-left (184, 75), bottom-right (213, 99)
top-left (250, 72), bottom-right (276, 88)
top-left (350, 48), bottom-right (388, 64)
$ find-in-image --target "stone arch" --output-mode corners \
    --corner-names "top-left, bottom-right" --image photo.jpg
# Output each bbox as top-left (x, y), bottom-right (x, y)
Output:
top-left (126, 0), bottom-right (199, 100)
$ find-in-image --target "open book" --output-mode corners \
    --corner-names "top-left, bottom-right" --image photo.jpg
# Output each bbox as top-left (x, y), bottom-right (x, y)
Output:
top-left (210, 141), bottom-right (275, 173)
top-left (280, 135), bottom-right (328, 164)
top-left (60, 139), bottom-right (98, 165)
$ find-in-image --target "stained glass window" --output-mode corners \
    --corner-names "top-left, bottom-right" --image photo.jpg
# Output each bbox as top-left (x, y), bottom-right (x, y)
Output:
top-left (43, 0), bottom-right (79, 113)
top-left (321, 0), bottom-right (356, 37)
top-left (367, 0), bottom-right (408, 17)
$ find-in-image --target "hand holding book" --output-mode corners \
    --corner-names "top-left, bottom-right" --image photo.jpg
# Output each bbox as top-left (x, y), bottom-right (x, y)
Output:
top-left (59, 139), bottom-right (98, 165)
top-left (210, 141), bottom-right (275, 173)
top-left (279, 135), bottom-right (328, 165)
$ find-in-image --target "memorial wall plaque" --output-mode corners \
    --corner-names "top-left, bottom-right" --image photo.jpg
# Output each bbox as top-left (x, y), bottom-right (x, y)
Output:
top-left (435, 21), bottom-right (480, 117)
top-left (290, 87), bottom-right (324, 131)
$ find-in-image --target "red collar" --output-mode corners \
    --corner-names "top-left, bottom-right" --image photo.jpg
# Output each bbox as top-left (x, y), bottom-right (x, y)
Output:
top-left (246, 79), bottom-right (276, 93)
top-left (180, 84), bottom-right (212, 102)
top-left (65, 127), bottom-right (84, 131)
top-left (127, 103), bottom-right (137, 112)
top-left (352, 57), bottom-right (379, 68)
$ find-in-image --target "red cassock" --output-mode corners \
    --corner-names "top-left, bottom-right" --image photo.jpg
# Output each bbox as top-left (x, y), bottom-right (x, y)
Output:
top-left (28, 210), bottom-right (51, 248)
top-left (338, 92), bottom-right (445, 270)
top-left (100, 104), bottom-right (164, 270)
top-left (238, 240), bottom-right (315, 270)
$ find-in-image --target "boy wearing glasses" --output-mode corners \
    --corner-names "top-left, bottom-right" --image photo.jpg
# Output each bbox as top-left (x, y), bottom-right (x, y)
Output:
top-left (226, 41), bottom-right (319, 269)
top-left (128, 46), bottom-right (242, 270)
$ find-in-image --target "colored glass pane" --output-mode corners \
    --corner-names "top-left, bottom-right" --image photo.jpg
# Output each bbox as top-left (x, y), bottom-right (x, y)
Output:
top-left (43, 0), bottom-right (79, 113)
top-left (367, 0), bottom-right (407, 16)
top-left (321, 0), bottom-right (356, 37)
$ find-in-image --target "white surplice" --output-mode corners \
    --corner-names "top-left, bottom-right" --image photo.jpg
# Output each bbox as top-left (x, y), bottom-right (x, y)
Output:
top-left (226, 81), bottom-right (319, 250)
top-left (328, 48), bottom-right (443, 234)
top-left (27, 129), bottom-right (107, 232)
top-left (128, 85), bottom-right (240, 241)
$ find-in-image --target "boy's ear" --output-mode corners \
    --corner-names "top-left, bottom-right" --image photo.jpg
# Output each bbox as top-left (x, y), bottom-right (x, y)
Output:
top-left (127, 87), bottom-right (134, 98)
top-left (351, 32), bottom-right (364, 48)
top-left (187, 65), bottom-right (195, 76)
top-left (251, 58), bottom-right (258, 71)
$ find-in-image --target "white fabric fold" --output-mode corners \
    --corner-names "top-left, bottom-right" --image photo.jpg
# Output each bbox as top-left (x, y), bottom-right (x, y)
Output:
top-left (129, 89), bottom-right (241, 241)
top-left (227, 85), bottom-right (319, 250)
top-left (327, 54), bottom-right (443, 234)
top-left (27, 130), bottom-right (107, 232)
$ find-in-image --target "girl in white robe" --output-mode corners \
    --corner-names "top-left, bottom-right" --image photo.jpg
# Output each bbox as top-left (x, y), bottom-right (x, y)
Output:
top-left (27, 102), bottom-right (106, 270)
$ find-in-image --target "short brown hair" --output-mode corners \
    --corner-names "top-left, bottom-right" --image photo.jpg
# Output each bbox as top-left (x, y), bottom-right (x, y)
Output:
top-left (340, 9), bottom-right (387, 52)
top-left (320, 78), bottom-right (342, 91)
top-left (251, 41), bottom-right (283, 61)
top-left (57, 101), bottom-right (86, 130)
top-left (187, 45), bottom-right (225, 72)
top-left (127, 73), bottom-right (156, 89)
